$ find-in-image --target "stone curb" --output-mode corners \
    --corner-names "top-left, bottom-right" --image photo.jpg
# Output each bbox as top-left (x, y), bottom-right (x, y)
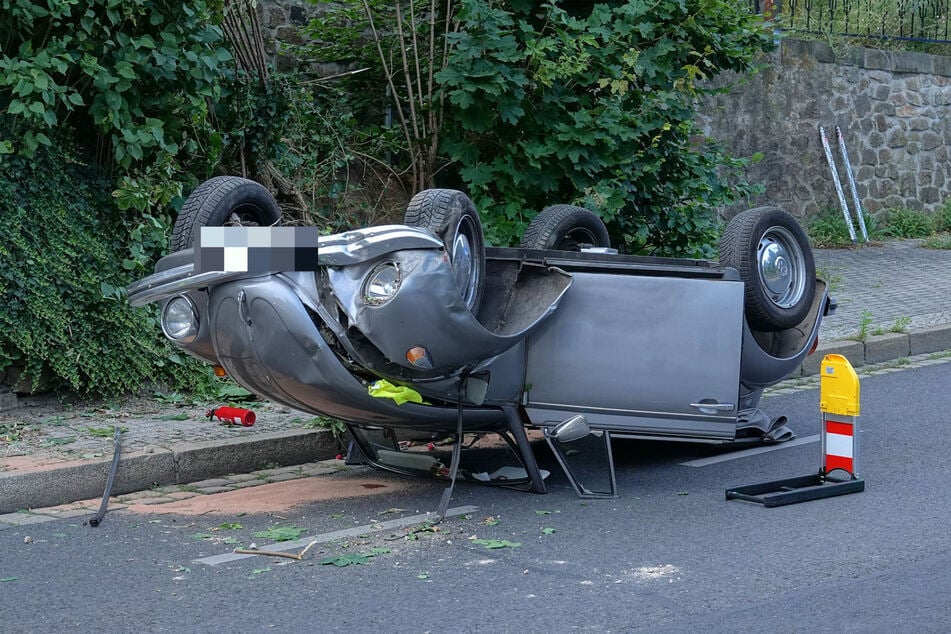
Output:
top-left (800, 324), bottom-right (951, 376)
top-left (0, 428), bottom-right (342, 514)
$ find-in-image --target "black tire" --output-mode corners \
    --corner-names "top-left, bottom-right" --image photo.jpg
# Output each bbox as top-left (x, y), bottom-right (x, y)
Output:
top-left (404, 189), bottom-right (485, 313)
top-left (520, 205), bottom-right (611, 251)
top-left (170, 176), bottom-right (281, 252)
top-left (719, 206), bottom-right (816, 332)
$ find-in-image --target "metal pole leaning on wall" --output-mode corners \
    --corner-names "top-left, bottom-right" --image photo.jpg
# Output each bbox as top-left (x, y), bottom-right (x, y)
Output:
top-left (725, 354), bottom-right (865, 507)
top-left (835, 126), bottom-right (870, 242)
top-left (820, 126), bottom-right (858, 245)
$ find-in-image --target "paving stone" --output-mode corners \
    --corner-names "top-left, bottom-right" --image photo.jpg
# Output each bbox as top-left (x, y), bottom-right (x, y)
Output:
top-left (187, 478), bottom-right (234, 489)
top-left (129, 496), bottom-right (174, 506)
top-left (299, 466), bottom-right (339, 477)
top-left (226, 473), bottom-right (260, 482)
top-left (119, 490), bottom-right (169, 502)
top-left (0, 513), bottom-right (54, 526)
top-left (148, 485), bottom-right (182, 495)
top-left (265, 472), bottom-right (304, 483)
top-left (164, 491), bottom-right (199, 500)
top-left (29, 506), bottom-right (98, 518)
top-left (195, 486), bottom-right (233, 495)
top-left (230, 479), bottom-right (266, 489)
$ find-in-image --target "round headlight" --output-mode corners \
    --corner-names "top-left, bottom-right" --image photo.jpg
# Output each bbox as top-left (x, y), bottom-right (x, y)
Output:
top-left (363, 262), bottom-right (402, 305)
top-left (161, 296), bottom-right (199, 343)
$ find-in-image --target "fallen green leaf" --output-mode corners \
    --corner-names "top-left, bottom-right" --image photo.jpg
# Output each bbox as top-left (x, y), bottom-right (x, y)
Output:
top-left (330, 513), bottom-right (344, 519)
top-left (482, 516), bottom-right (500, 526)
top-left (541, 527), bottom-right (556, 535)
top-left (534, 509), bottom-right (559, 515)
top-left (321, 553), bottom-right (371, 567)
top-left (416, 573), bottom-right (430, 580)
top-left (1, 577), bottom-right (17, 582)
top-left (378, 508), bottom-right (406, 515)
top-left (677, 491), bottom-right (689, 496)
top-left (249, 567), bottom-right (271, 577)
top-left (215, 522), bottom-right (243, 531)
top-left (471, 538), bottom-right (522, 549)
top-left (158, 414), bottom-right (190, 421)
top-left (253, 525), bottom-right (306, 542)
top-left (320, 548), bottom-right (390, 567)
top-left (42, 437), bottom-right (76, 446)
top-left (85, 426), bottom-right (126, 437)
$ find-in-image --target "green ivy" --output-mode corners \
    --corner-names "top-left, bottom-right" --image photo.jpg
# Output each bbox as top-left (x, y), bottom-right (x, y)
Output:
top-left (437, 0), bottom-right (774, 256)
top-left (0, 127), bottom-right (208, 395)
top-left (0, 0), bottom-right (229, 174)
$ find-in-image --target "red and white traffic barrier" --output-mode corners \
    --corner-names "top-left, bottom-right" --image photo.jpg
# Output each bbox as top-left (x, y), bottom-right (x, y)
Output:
top-left (823, 418), bottom-right (856, 478)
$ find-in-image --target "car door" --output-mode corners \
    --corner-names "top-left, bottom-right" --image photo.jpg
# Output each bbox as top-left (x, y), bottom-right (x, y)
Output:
top-left (523, 268), bottom-right (745, 440)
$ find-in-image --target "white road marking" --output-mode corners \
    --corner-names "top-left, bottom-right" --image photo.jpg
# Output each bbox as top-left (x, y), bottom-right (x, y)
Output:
top-left (679, 434), bottom-right (820, 467)
top-left (194, 504), bottom-right (479, 566)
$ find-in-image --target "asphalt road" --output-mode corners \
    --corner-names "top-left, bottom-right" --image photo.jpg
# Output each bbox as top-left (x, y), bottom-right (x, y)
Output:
top-left (2, 359), bottom-right (950, 632)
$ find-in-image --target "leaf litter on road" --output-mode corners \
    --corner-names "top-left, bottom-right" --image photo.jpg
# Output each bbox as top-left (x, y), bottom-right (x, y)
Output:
top-left (470, 538), bottom-right (522, 549)
top-left (320, 548), bottom-right (391, 567)
top-left (252, 525), bottom-right (306, 542)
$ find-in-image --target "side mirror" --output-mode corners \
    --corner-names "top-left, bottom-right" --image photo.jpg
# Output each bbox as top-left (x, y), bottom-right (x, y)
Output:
top-left (545, 415), bottom-right (590, 443)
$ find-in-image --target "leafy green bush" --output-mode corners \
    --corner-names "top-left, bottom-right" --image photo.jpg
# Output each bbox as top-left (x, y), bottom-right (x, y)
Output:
top-left (0, 129), bottom-right (208, 395)
top-left (436, 0), bottom-right (774, 256)
top-left (881, 207), bottom-right (934, 238)
top-left (0, 0), bottom-right (230, 195)
top-left (935, 199), bottom-right (951, 233)
top-left (807, 206), bottom-right (880, 247)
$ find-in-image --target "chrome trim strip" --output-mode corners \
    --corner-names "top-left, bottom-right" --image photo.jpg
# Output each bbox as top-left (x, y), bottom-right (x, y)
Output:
top-left (127, 264), bottom-right (250, 306)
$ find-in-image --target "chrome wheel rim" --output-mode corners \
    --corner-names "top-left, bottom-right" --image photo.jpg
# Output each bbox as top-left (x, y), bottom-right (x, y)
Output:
top-left (451, 216), bottom-right (481, 310)
top-left (757, 225), bottom-right (806, 309)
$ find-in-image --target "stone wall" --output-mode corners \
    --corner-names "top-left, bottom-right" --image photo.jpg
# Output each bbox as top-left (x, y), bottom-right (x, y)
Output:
top-left (256, 1), bottom-right (321, 72)
top-left (697, 38), bottom-right (951, 218)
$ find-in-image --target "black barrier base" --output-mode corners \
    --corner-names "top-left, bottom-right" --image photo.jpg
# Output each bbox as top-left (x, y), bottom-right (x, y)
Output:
top-left (725, 473), bottom-right (865, 507)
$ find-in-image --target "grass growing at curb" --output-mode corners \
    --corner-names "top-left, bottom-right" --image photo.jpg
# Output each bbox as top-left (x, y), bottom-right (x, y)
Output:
top-left (854, 311), bottom-right (911, 340)
top-left (923, 233), bottom-right (951, 250)
top-left (856, 309), bottom-right (874, 341)
top-left (872, 316), bottom-right (911, 336)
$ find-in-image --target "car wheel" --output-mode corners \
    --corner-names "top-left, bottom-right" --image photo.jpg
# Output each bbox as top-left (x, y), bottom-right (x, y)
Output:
top-left (170, 176), bottom-right (281, 252)
top-left (519, 205), bottom-right (611, 251)
top-left (719, 206), bottom-right (816, 332)
top-left (404, 189), bottom-right (485, 313)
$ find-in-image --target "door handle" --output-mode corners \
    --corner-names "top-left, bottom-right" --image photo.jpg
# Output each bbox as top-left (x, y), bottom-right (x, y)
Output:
top-left (689, 401), bottom-right (735, 414)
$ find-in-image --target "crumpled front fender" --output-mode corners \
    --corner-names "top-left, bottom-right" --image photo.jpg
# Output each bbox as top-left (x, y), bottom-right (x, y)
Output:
top-left (329, 250), bottom-right (573, 376)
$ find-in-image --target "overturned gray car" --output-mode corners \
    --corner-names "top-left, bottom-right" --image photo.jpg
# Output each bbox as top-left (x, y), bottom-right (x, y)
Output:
top-left (129, 176), bottom-right (834, 497)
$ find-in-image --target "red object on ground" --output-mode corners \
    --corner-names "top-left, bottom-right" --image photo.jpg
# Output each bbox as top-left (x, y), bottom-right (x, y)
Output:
top-left (206, 406), bottom-right (256, 426)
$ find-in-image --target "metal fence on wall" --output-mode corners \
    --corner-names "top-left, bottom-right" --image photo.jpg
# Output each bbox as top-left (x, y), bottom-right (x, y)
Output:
top-left (753, 0), bottom-right (951, 44)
